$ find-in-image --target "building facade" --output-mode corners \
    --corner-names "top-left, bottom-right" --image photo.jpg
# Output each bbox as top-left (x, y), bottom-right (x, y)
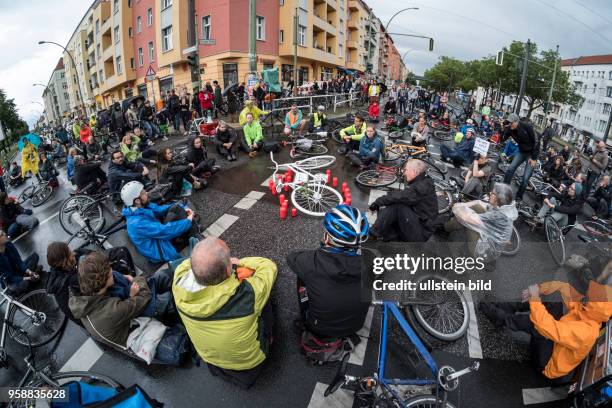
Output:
top-left (42, 59), bottom-right (70, 124)
top-left (51, 0), bottom-right (407, 116)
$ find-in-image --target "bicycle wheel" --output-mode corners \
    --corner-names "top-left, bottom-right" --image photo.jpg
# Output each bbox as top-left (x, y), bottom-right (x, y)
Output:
top-left (500, 225), bottom-right (521, 256)
top-left (295, 143), bottom-right (328, 156)
top-left (411, 276), bottom-right (469, 341)
top-left (404, 394), bottom-right (456, 408)
top-left (59, 195), bottom-right (105, 236)
top-left (17, 185), bottom-right (35, 205)
top-left (291, 183), bottom-right (343, 217)
top-left (30, 184), bottom-right (53, 207)
top-left (7, 289), bottom-right (66, 348)
top-left (434, 183), bottom-right (453, 214)
top-left (293, 155), bottom-right (336, 170)
top-left (384, 147), bottom-right (401, 162)
top-left (582, 220), bottom-right (611, 238)
top-left (497, 159), bottom-right (510, 173)
top-left (355, 169), bottom-right (398, 188)
top-left (331, 129), bottom-right (344, 144)
top-left (433, 130), bottom-right (453, 141)
top-left (388, 129), bottom-right (405, 140)
top-left (301, 133), bottom-right (328, 143)
top-left (545, 217), bottom-right (566, 266)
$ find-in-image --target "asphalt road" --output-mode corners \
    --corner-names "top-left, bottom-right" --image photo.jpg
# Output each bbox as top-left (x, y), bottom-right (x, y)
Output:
top-left (1, 109), bottom-right (601, 408)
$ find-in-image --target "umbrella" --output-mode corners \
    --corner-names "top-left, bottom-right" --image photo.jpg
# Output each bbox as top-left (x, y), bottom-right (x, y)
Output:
top-left (18, 133), bottom-right (42, 151)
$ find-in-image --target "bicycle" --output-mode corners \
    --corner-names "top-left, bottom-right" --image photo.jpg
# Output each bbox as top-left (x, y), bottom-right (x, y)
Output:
top-left (325, 298), bottom-right (477, 407)
top-left (580, 218), bottom-right (611, 239)
top-left (270, 152), bottom-right (342, 217)
top-left (6, 325), bottom-right (121, 408)
top-left (59, 188), bottom-right (120, 236)
top-left (286, 131), bottom-right (329, 159)
top-left (16, 178), bottom-right (54, 207)
top-left (0, 278), bottom-right (66, 367)
top-left (66, 211), bottom-right (127, 251)
top-left (384, 141), bottom-right (449, 176)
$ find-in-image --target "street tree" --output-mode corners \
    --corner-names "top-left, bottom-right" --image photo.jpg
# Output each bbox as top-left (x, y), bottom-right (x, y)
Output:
top-left (404, 71), bottom-right (417, 85)
top-left (423, 56), bottom-right (468, 92)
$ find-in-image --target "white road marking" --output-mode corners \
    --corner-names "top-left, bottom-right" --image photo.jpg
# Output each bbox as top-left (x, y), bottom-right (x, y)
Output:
top-left (463, 289), bottom-right (483, 359)
top-left (366, 189), bottom-right (386, 225)
top-left (59, 338), bottom-right (104, 372)
top-left (40, 211), bottom-right (59, 226)
top-left (203, 213), bottom-right (240, 238)
top-left (349, 305), bottom-right (374, 365)
top-left (308, 382), bottom-right (354, 408)
top-left (261, 175), bottom-right (274, 187)
top-left (522, 386), bottom-right (569, 405)
top-left (234, 190), bottom-right (266, 210)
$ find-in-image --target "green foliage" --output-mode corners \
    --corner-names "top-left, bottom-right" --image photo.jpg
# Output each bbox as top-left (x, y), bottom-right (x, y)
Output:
top-left (404, 71), bottom-right (417, 86)
top-left (422, 56), bottom-right (468, 92)
top-left (0, 88), bottom-right (28, 148)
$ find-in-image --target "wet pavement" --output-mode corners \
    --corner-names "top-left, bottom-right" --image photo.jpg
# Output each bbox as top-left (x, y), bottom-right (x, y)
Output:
top-left (1, 106), bottom-right (592, 407)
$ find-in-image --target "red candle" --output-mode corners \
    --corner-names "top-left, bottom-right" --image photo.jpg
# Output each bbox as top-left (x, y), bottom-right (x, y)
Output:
top-left (279, 194), bottom-right (285, 205)
top-left (341, 182), bottom-right (348, 192)
top-left (326, 169), bottom-right (331, 184)
top-left (291, 207), bottom-right (298, 217)
top-left (332, 176), bottom-right (338, 187)
top-left (280, 206), bottom-right (288, 220)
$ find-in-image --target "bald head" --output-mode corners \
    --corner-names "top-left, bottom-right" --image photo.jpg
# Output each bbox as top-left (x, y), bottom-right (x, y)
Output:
top-left (190, 237), bottom-right (232, 286)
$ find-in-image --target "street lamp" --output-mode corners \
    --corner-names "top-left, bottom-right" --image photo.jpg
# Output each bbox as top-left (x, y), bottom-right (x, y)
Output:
top-left (38, 40), bottom-right (86, 115)
top-left (382, 8), bottom-right (420, 84)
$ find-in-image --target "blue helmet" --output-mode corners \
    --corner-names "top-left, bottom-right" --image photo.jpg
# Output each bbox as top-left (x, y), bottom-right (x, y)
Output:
top-left (323, 205), bottom-right (369, 247)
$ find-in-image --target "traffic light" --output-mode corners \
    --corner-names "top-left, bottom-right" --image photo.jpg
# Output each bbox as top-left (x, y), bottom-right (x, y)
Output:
top-left (429, 38), bottom-right (434, 52)
top-left (496, 50), bottom-right (504, 66)
top-left (187, 53), bottom-right (198, 69)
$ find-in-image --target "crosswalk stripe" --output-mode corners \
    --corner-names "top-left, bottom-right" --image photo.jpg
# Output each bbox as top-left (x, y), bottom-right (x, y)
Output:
top-left (308, 382), bottom-right (353, 408)
top-left (463, 290), bottom-right (483, 359)
top-left (348, 306), bottom-right (374, 365)
top-left (59, 338), bottom-right (104, 373)
top-left (522, 386), bottom-right (569, 405)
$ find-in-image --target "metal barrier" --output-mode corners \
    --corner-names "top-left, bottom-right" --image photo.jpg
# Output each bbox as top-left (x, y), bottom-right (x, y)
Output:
top-left (268, 92), bottom-right (361, 116)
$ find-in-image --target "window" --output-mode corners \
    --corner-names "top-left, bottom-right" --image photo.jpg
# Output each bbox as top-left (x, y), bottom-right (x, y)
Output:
top-left (298, 25), bottom-right (306, 46)
top-left (222, 63), bottom-right (238, 89)
top-left (128, 0), bottom-right (132, 6)
top-left (161, 0), bottom-right (172, 10)
top-left (147, 8), bottom-right (153, 26)
top-left (64, 92), bottom-right (69, 100)
top-left (609, 71), bottom-right (612, 80)
top-left (593, 84), bottom-right (597, 94)
top-left (256, 16), bottom-right (265, 40)
top-left (607, 87), bottom-right (612, 98)
top-left (584, 117), bottom-right (591, 127)
top-left (279, 30), bottom-right (284, 43)
top-left (339, 44), bottom-right (343, 57)
top-left (598, 120), bottom-right (607, 132)
top-left (99, 70), bottom-right (104, 83)
top-left (604, 103), bottom-right (611, 115)
top-left (116, 56), bottom-right (122, 74)
top-left (128, 27), bottom-right (133, 37)
top-left (113, 0), bottom-right (119, 14)
top-left (202, 15), bottom-right (211, 40)
top-left (162, 26), bottom-right (173, 51)
top-left (96, 44), bottom-right (100, 60)
top-left (138, 47), bottom-right (144, 67)
top-left (95, 20), bottom-right (100, 34)
top-left (279, 0), bottom-right (284, 5)
top-left (114, 26), bottom-right (120, 43)
top-left (137, 16), bottom-right (142, 33)
top-left (148, 41), bottom-right (154, 62)
top-left (130, 57), bottom-right (134, 69)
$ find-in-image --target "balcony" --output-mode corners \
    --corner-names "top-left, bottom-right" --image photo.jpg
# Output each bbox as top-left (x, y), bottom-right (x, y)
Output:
top-left (348, 0), bottom-right (359, 11)
top-left (313, 14), bottom-right (336, 33)
top-left (347, 40), bottom-right (358, 49)
top-left (347, 20), bottom-right (358, 30)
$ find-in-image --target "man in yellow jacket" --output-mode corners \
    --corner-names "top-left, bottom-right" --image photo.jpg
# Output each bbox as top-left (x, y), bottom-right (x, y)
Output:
top-left (480, 257), bottom-right (612, 384)
top-left (20, 138), bottom-right (39, 178)
top-left (172, 237), bottom-right (277, 388)
top-left (238, 99), bottom-right (269, 126)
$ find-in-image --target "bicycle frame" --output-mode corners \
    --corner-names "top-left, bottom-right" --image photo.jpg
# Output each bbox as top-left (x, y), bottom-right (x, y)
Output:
top-left (0, 289), bottom-right (39, 352)
top-left (270, 153), bottom-right (326, 190)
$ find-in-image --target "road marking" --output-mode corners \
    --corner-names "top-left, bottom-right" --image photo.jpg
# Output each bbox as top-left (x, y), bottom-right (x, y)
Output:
top-left (430, 151), bottom-right (440, 156)
top-left (463, 289), bottom-right (483, 359)
top-left (204, 213), bottom-right (240, 238)
top-left (308, 382), bottom-right (353, 408)
top-left (59, 338), bottom-right (104, 372)
top-left (522, 386), bottom-right (569, 405)
top-left (349, 305), bottom-right (374, 365)
top-left (234, 190), bottom-right (266, 210)
top-left (261, 175), bottom-right (274, 187)
top-left (366, 189), bottom-right (386, 225)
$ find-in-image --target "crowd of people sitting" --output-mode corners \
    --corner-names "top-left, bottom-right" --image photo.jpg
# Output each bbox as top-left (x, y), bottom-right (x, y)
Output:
top-left (1, 74), bottom-right (610, 400)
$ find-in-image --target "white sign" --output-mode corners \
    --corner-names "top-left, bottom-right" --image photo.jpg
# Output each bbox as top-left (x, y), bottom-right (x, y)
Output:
top-left (145, 65), bottom-right (156, 81)
top-left (473, 137), bottom-right (490, 157)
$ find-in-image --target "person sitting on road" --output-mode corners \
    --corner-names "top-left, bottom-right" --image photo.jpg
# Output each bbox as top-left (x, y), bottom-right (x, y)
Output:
top-left (9, 162), bottom-right (23, 186)
top-left (213, 121), bottom-right (239, 162)
top-left (536, 182), bottom-right (584, 228)
top-left (157, 147), bottom-right (204, 195)
top-left (287, 205), bottom-right (370, 343)
top-left (462, 154), bottom-right (493, 198)
top-left (85, 135), bottom-right (104, 161)
top-left (383, 97), bottom-right (397, 115)
top-left (442, 182), bottom-right (517, 260)
top-left (338, 115), bottom-right (367, 155)
top-left (69, 251), bottom-right (182, 364)
top-left (369, 159), bottom-right (438, 242)
top-left (459, 118), bottom-right (475, 136)
top-left (51, 140), bottom-right (66, 161)
top-left (439, 111), bottom-right (450, 128)
top-left (120, 133), bottom-right (157, 166)
top-left (440, 127), bottom-right (475, 167)
top-left (173, 237), bottom-right (277, 388)
top-left (542, 156), bottom-right (564, 187)
top-left (586, 175), bottom-right (611, 219)
top-left (411, 116), bottom-right (429, 148)
top-left (368, 100), bottom-right (380, 123)
top-left (242, 113), bottom-right (264, 158)
top-left (308, 106), bottom-right (328, 133)
top-left (38, 152), bottom-right (59, 188)
top-left (20, 138), bottom-right (39, 178)
top-left (186, 136), bottom-right (219, 187)
top-left (480, 255), bottom-right (612, 384)
top-left (73, 155), bottom-right (107, 193)
top-left (541, 147), bottom-right (558, 172)
top-left (238, 99), bottom-right (269, 126)
top-left (121, 181), bottom-right (196, 263)
top-left (283, 103), bottom-right (306, 136)
top-left (348, 126), bottom-right (384, 170)
top-left (0, 192), bottom-right (39, 239)
top-left (108, 150), bottom-right (150, 195)
top-left (563, 156), bottom-right (582, 186)
top-left (66, 148), bottom-right (77, 184)
top-left (0, 228), bottom-right (41, 295)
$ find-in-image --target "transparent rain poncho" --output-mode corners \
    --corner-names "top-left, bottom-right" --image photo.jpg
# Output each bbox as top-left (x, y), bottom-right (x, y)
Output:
top-left (452, 200), bottom-right (519, 259)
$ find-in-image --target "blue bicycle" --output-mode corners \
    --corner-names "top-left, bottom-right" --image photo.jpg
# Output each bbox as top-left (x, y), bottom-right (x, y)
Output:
top-left (325, 301), bottom-right (479, 407)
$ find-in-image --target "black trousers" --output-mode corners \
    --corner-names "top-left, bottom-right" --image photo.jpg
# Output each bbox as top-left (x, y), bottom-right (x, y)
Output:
top-left (585, 170), bottom-right (600, 197)
top-left (215, 142), bottom-right (238, 158)
top-left (191, 159), bottom-right (216, 178)
top-left (371, 205), bottom-right (430, 242)
top-left (163, 204), bottom-right (200, 253)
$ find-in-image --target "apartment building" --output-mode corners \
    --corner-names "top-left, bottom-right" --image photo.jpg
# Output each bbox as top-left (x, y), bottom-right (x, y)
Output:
top-left (345, 0), bottom-right (368, 73)
top-left (42, 59), bottom-right (70, 124)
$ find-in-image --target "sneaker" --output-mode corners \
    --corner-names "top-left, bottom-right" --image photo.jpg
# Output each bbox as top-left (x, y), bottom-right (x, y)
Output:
top-left (162, 136), bottom-right (169, 141)
top-left (211, 165), bottom-right (221, 174)
top-left (147, 140), bottom-right (154, 146)
top-left (229, 154), bottom-right (237, 161)
top-left (248, 151), bottom-right (257, 158)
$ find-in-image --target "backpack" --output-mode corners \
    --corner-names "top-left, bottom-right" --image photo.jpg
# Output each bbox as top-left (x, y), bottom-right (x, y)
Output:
top-left (52, 381), bottom-right (163, 408)
top-left (263, 141), bottom-right (280, 153)
top-left (300, 330), bottom-right (357, 365)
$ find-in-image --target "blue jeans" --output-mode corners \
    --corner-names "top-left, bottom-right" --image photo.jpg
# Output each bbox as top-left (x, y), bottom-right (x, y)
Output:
top-left (142, 120), bottom-right (161, 139)
top-left (172, 112), bottom-right (181, 131)
top-left (503, 151), bottom-right (534, 200)
top-left (440, 145), bottom-right (468, 165)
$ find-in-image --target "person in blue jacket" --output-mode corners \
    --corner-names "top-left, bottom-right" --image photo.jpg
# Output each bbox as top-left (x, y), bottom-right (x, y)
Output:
top-left (120, 181), bottom-right (195, 263)
top-left (0, 228), bottom-right (40, 295)
top-left (440, 128), bottom-right (476, 167)
top-left (348, 126), bottom-right (384, 170)
top-left (460, 118), bottom-right (476, 136)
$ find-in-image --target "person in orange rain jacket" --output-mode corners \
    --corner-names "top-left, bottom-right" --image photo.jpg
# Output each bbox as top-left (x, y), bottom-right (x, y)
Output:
top-left (479, 255), bottom-right (612, 384)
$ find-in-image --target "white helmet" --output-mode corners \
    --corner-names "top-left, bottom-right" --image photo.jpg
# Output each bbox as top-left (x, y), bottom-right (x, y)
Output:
top-left (317, 105), bottom-right (325, 111)
top-left (121, 181), bottom-right (145, 207)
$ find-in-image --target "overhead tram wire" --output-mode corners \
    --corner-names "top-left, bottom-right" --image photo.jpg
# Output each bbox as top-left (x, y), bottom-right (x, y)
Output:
top-left (571, 0), bottom-right (612, 27)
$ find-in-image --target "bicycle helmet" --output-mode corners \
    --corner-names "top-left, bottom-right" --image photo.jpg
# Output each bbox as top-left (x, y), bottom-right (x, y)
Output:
top-left (317, 105), bottom-right (325, 111)
top-left (121, 181), bottom-right (145, 207)
top-left (323, 205), bottom-right (369, 247)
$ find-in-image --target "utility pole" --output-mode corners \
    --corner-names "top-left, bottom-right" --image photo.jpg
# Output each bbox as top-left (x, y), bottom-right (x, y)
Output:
top-left (365, 11), bottom-right (372, 76)
top-left (516, 39), bottom-right (530, 116)
top-left (544, 44), bottom-right (559, 121)
top-left (293, 8), bottom-right (298, 86)
top-left (604, 106), bottom-right (612, 143)
top-left (248, 0), bottom-right (257, 72)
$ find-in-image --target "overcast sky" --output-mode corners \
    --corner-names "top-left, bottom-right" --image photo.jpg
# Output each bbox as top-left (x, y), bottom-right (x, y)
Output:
top-left (1, 0), bottom-right (611, 127)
